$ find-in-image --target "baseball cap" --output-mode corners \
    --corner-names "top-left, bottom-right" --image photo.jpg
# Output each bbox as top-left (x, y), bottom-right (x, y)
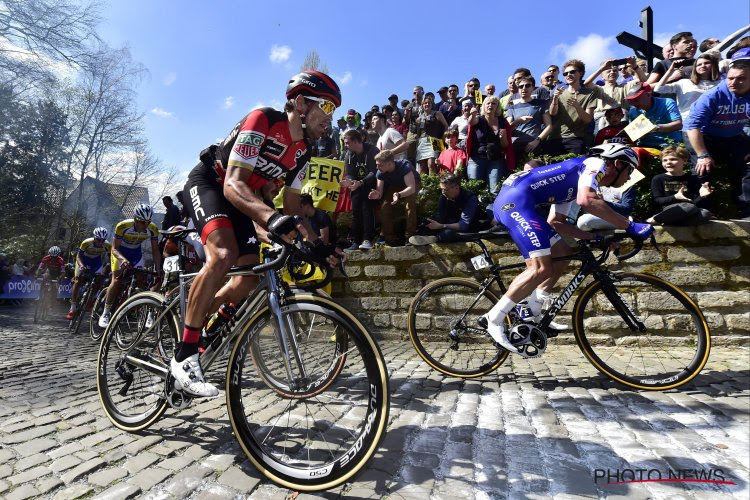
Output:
top-left (731, 47), bottom-right (750, 64)
top-left (388, 93), bottom-right (398, 100)
top-left (437, 86), bottom-right (449, 93)
top-left (625, 83), bottom-right (652, 100)
top-left (347, 109), bottom-right (356, 116)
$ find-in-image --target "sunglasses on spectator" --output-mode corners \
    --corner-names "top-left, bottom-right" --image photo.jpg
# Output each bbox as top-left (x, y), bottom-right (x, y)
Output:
top-left (448, 88), bottom-right (458, 93)
top-left (467, 83), bottom-right (476, 88)
top-left (518, 84), bottom-right (533, 89)
top-left (563, 70), bottom-right (578, 76)
top-left (305, 96), bottom-right (336, 115)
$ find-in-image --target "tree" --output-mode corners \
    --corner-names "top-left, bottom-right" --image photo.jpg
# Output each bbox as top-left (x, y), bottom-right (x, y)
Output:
top-left (300, 49), bottom-right (329, 74)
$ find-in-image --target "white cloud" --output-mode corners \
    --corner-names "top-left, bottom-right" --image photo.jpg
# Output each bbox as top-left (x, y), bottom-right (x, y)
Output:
top-left (252, 99), bottom-right (283, 110)
top-left (223, 96), bottom-right (235, 109)
top-left (339, 71), bottom-right (352, 85)
top-left (151, 107), bottom-right (174, 118)
top-left (550, 33), bottom-right (616, 73)
top-left (0, 36), bottom-right (76, 79)
top-left (269, 44), bottom-right (292, 63)
top-left (163, 72), bottom-right (177, 86)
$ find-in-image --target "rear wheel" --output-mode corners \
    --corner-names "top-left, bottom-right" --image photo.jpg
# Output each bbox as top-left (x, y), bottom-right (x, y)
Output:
top-left (97, 292), bottom-right (177, 431)
top-left (90, 290), bottom-right (107, 341)
top-left (573, 272), bottom-right (710, 390)
top-left (408, 278), bottom-right (509, 377)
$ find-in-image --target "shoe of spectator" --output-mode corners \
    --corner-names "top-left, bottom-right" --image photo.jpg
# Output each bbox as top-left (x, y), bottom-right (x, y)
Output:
top-left (344, 242), bottom-right (359, 252)
top-left (373, 238), bottom-right (390, 248)
top-left (359, 240), bottom-right (372, 250)
top-left (408, 235), bottom-right (438, 246)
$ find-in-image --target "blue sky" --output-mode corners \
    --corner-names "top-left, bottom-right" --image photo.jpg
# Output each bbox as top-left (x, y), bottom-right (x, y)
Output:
top-left (98, 0), bottom-right (748, 186)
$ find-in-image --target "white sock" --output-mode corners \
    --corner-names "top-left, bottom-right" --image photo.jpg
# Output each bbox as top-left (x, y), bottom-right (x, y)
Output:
top-left (486, 296), bottom-right (516, 325)
top-left (526, 288), bottom-right (552, 318)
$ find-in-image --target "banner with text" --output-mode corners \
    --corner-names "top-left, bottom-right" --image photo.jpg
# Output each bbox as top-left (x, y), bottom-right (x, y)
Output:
top-left (0, 276), bottom-right (72, 300)
top-left (274, 157), bottom-right (349, 213)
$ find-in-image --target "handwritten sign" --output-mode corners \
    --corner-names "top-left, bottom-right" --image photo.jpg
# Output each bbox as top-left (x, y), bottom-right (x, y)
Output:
top-left (274, 157), bottom-right (346, 213)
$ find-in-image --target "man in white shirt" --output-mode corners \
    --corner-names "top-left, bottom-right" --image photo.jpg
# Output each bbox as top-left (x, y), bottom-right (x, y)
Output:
top-left (372, 111), bottom-right (409, 160)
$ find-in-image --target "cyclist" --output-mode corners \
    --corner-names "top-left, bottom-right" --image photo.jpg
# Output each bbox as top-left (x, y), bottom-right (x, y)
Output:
top-left (36, 246), bottom-right (66, 304)
top-left (98, 204), bottom-right (162, 328)
top-left (66, 227), bottom-right (111, 320)
top-left (484, 144), bottom-right (654, 353)
top-left (173, 71), bottom-right (342, 397)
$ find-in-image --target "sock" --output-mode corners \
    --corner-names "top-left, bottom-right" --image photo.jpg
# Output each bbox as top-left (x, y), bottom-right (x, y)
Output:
top-left (526, 288), bottom-right (549, 318)
top-left (486, 296), bottom-right (516, 325)
top-left (175, 325), bottom-right (201, 361)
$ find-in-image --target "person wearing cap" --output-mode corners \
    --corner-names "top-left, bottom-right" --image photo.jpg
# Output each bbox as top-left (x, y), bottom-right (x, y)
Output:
top-left (388, 93), bottom-right (402, 115)
top-left (684, 50), bottom-right (750, 219)
top-left (436, 86), bottom-right (450, 109)
top-left (625, 83), bottom-right (682, 149)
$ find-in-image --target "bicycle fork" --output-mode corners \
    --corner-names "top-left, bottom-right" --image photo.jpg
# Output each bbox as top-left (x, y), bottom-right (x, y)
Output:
top-left (267, 270), bottom-right (310, 390)
top-left (597, 274), bottom-right (646, 332)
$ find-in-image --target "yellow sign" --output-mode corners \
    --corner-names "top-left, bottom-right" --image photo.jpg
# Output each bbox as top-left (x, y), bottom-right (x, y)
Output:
top-left (274, 157), bottom-right (345, 213)
top-left (474, 90), bottom-right (483, 105)
top-left (428, 137), bottom-right (445, 153)
top-left (624, 114), bottom-right (656, 142)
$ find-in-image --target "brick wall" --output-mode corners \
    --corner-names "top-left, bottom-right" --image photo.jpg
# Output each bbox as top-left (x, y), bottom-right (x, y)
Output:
top-left (331, 220), bottom-right (750, 344)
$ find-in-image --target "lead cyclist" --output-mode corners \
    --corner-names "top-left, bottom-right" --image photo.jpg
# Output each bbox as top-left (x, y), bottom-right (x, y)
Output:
top-left (484, 143), bottom-right (654, 353)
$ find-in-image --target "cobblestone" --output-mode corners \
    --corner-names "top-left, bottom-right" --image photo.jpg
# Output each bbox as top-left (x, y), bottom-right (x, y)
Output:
top-left (0, 305), bottom-right (748, 498)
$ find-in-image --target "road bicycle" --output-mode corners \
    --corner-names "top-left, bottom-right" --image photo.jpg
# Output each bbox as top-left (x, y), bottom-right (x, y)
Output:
top-left (407, 229), bottom-right (710, 391)
top-left (96, 230), bottom-right (390, 491)
top-left (68, 269), bottom-right (106, 335)
top-left (33, 276), bottom-right (58, 323)
top-left (90, 266), bottom-right (157, 341)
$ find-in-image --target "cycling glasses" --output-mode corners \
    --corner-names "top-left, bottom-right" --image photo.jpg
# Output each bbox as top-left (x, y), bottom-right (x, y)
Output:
top-left (134, 217), bottom-right (151, 223)
top-left (305, 96), bottom-right (337, 115)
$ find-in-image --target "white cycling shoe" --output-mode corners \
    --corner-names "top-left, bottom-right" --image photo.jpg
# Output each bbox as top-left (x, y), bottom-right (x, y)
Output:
top-left (98, 311), bottom-right (111, 329)
top-left (170, 354), bottom-right (219, 398)
top-left (482, 315), bottom-right (519, 353)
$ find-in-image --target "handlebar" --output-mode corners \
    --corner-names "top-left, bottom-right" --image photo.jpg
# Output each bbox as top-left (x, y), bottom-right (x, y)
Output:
top-left (582, 231), bottom-right (658, 262)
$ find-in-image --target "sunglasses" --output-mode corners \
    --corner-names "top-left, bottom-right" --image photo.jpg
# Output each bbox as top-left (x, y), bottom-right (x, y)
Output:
top-left (305, 96), bottom-right (336, 115)
top-left (518, 84), bottom-right (533, 89)
top-left (467, 84), bottom-right (476, 88)
top-left (134, 218), bottom-right (150, 223)
top-left (563, 70), bottom-right (578, 76)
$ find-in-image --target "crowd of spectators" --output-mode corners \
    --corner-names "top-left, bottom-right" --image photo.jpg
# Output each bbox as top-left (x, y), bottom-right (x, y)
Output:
top-left (321, 33), bottom-right (750, 246)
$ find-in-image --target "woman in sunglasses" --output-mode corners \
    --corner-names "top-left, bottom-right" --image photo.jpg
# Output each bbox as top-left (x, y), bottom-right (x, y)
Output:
top-left (173, 71), bottom-right (343, 398)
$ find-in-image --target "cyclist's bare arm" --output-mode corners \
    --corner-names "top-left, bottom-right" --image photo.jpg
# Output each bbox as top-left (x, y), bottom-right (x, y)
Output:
top-left (223, 166), bottom-right (278, 229)
top-left (576, 186), bottom-right (630, 230)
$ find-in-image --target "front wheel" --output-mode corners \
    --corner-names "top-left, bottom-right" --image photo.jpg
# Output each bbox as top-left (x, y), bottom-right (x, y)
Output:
top-left (90, 289), bottom-right (108, 341)
top-left (408, 278), bottom-right (509, 378)
top-left (96, 292), bottom-right (177, 431)
top-left (573, 272), bottom-right (710, 390)
top-left (226, 295), bottom-right (389, 491)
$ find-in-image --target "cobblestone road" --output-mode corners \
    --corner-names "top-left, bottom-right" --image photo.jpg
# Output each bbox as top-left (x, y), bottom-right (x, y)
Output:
top-left (1, 304), bottom-right (748, 499)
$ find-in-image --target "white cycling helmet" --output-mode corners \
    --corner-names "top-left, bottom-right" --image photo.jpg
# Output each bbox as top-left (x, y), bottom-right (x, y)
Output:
top-left (93, 227), bottom-right (108, 240)
top-left (133, 203), bottom-right (153, 221)
top-left (48, 246), bottom-right (61, 257)
top-left (589, 143), bottom-right (639, 170)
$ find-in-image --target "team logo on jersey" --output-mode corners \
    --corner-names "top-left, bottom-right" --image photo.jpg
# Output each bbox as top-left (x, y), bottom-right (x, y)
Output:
top-left (595, 172), bottom-right (605, 185)
top-left (236, 131), bottom-right (264, 147)
top-left (501, 203), bottom-right (515, 211)
top-left (234, 144), bottom-right (260, 160)
top-left (549, 196), bottom-right (555, 203)
top-left (264, 137), bottom-right (289, 159)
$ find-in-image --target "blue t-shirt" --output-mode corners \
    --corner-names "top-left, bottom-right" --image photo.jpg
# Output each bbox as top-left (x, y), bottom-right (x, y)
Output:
top-left (683, 80), bottom-right (750, 138)
top-left (505, 98), bottom-right (549, 144)
top-left (376, 159), bottom-right (421, 191)
top-left (627, 97), bottom-right (682, 148)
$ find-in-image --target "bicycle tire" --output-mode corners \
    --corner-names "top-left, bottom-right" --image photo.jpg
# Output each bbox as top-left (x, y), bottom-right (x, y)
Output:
top-left (248, 307), bottom-right (348, 398)
top-left (69, 284), bottom-right (90, 334)
top-left (408, 278), bottom-right (509, 378)
top-left (33, 294), bottom-right (43, 323)
top-left (90, 290), bottom-right (108, 341)
top-left (573, 272), bottom-right (710, 390)
top-left (97, 292), bottom-right (177, 431)
top-left (226, 294), bottom-right (389, 491)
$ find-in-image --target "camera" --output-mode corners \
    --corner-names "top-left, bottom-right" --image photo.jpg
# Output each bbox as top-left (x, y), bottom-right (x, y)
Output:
top-left (611, 58), bottom-right (628, 67)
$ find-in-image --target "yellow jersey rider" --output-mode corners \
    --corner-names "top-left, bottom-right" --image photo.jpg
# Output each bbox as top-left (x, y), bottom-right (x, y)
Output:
top-left (98, 204), bottom-right (162, 327)
top-left (66, 227), bottom-right (111, 320)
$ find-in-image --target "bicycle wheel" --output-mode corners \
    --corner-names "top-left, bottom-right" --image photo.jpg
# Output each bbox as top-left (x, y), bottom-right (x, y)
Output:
top-left (573, 272), bottom-right (710, 390)
top-left (97, 292), bottom-right (178, 431)
top-left (248, 306), bottom-right (348, 398)
top-left (408, 278), bottom-right (509, 377)
top-left (33, 295), bottom-right (44, 323)
top-left (226, 294), bottom-right (389, 491)
top-left (90, 290), bottom-right (107, 341)
top-left (69, 284), bottom-right (89, 334)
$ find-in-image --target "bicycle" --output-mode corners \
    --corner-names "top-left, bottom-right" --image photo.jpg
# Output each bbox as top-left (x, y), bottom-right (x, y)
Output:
top-left (407, 229), bottom-right (710, 391)
top-left (90, 266), bottom-right (156, 341)
top-left (33, 275), bottom-right (58, 323)
top-left (96, 233), bottom-right (390, 491)
top-left (68, 268), bottom-right (102, 335)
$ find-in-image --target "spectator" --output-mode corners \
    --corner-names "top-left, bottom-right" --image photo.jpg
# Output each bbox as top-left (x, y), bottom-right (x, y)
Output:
top-left (625, 83), bottom-right (683, 149)
top-left (700, 37), bottom-right (721, 54)
top-left (12, 258), bottom-right (29, 276)
top-left (400, 99), bottom-right (410, 110)
top-left (653, 53), bottom-right (721, 124)
top-left (547, 65), bottom-right (562, 86)
top-left (161, 196), bottom-right (181, 230)
top-left (462, 77), bottom-right (484, 106)
top-left (0, 254), bottom-right (10, 288)
top-left (548, 59), bottom-right (603, 154)
top-left (450, 99), bottom-right (473, 141)
top-left (299, 194), bottom-right (334, 244)
top-left (363, 111), bottom-right (379, 145)
top-left (175, 190), bottom-right (189, 223)
top-left (344, 109), bottom-right (359, 131)
top-left (439, 84), bottom-right (462, 124)
top-left (576, 186), bottom-right (637, 231)
top-left (509, 67), bottom-right (551, 101)
top-left (343, 129), bottom-right (379, 250)
top-left (505, 76), bottom-right (553, 163)
top-left (404, 85), bottom-right (426, 163)
top-left (595, 106), bottom-right (631, 145)
top-left (409, 173), bottom-right (483, 244)
top-left (436, 129), bottom-right (467, 174)
top-left (499, 75), bottom-right (516, 98)
top-left (685, 51), bottom-right (750, 219)
top-left (388, 93), bottom-right (402, 115)
top-left (467, 95), bottom-right (510, 193)
top-left (390, 109), bottom-right (408, 137)
top-left (373, 111), bottom-right (408, 160)
top-left (316, 125), bottom-right (337, 158)
top-left (485, 83), bottom-right (496, 96)
top-left (414, 93), bottom-right (449, 175)
top-left (646, 32), bottom-right (698, 84)
top-left (368, 149), bottom-right (421, 246)
top-left (585, 57), bottom-right (647, 130)
top-left (540, 71), bottom-right (557, 91)
top-left (333, 117), bottom-right (345, 158)
top-left (436, 86), bottom-right (450, 109)
top-left (647, 145), bottom-right (714, 225)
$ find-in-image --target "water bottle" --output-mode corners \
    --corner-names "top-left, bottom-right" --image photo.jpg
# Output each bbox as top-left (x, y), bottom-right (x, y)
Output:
top-left (201, 303), bottom-right (236, 345)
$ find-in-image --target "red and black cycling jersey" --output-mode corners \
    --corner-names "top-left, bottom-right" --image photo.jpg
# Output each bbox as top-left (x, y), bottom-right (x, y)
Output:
top-left (39, 255), bottom-right (65, 271)
top-left (207, 107), bottom-right (311, 192)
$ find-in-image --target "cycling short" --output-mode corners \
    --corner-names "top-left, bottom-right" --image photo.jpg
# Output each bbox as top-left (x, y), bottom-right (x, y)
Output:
top-left (111, 245), bottom-right (144, 272)
top-left (183, 162), bottom-right (260, 257)
top-left (493, 186), bottom-right (561, 259)
top-left (75, 257), bottom-right (104, 277)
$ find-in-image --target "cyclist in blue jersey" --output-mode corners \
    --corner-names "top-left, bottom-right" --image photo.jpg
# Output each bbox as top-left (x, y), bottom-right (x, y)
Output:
top-left (484, 143), bottom-right (654, 353)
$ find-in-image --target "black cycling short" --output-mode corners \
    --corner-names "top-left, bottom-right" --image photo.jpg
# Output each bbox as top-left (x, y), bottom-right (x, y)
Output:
top-left (183, 162), bottom-right (260, 256)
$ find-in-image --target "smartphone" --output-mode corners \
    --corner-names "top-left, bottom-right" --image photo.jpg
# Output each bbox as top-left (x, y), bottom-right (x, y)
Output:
top-left (673, 58), bottom-right (692, 68)
top-left (611, 58), bottom-right (628, 67)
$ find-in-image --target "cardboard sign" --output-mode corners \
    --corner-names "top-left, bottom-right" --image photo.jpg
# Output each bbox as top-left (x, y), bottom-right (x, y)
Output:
top-left (624, 114), bottom-right (656, 142)
top-left (274, 157), bottom-right (346, 213)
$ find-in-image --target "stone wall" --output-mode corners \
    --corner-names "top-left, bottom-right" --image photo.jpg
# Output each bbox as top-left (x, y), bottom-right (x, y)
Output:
top-left (330, 220), bottom-right (750, 345)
